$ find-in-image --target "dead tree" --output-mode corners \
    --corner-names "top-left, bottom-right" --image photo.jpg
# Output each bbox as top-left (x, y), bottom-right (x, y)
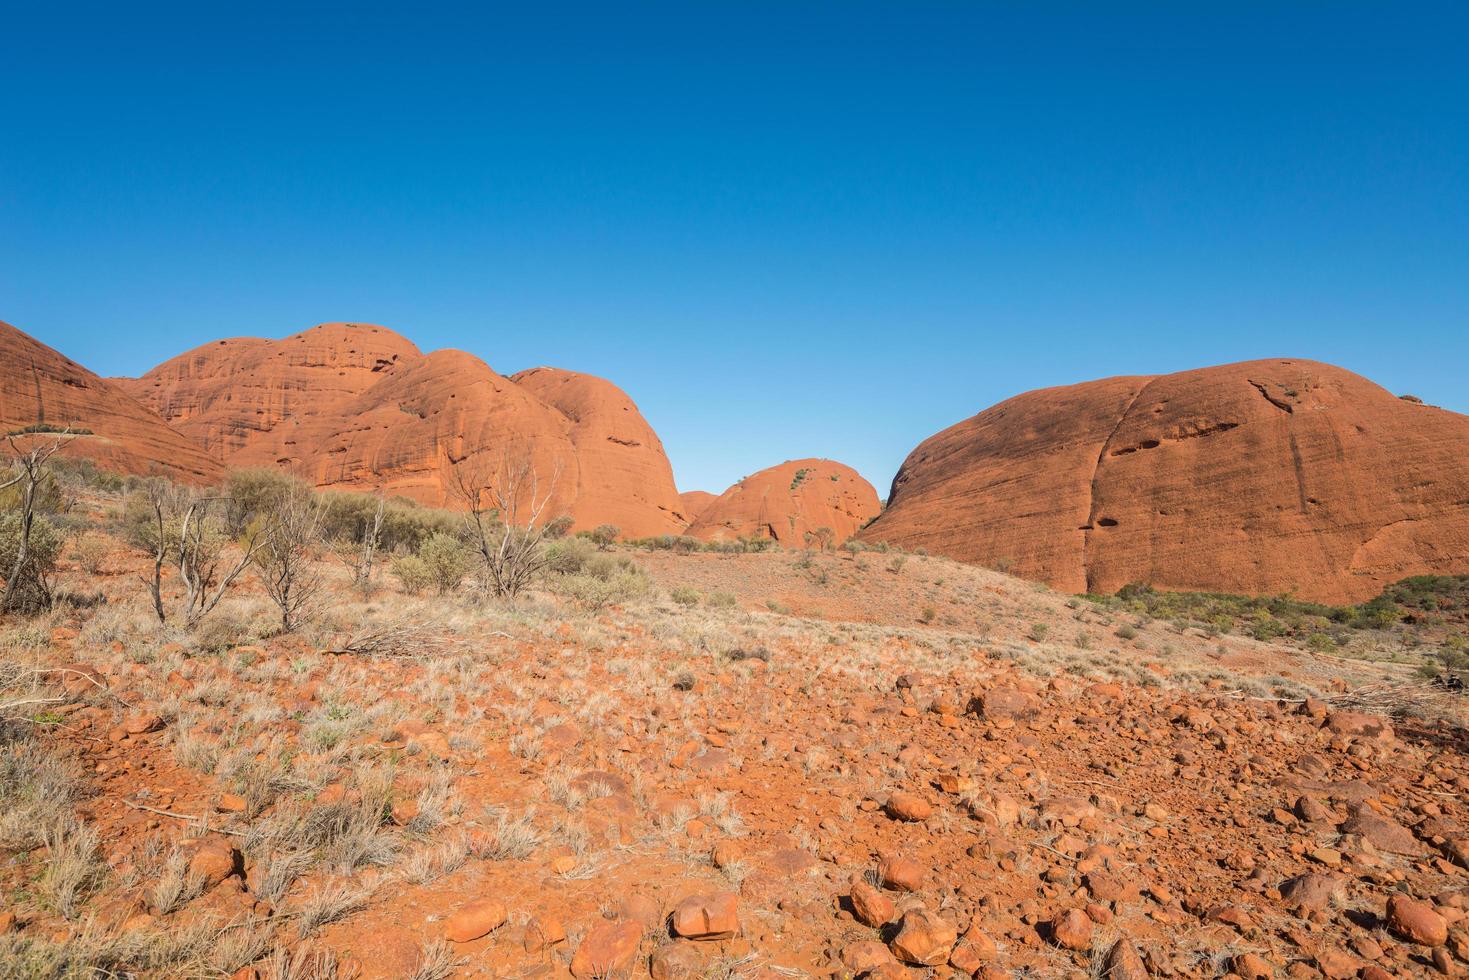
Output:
top-left (254, 487), bottom-right (324, 632)
top-left (2, 430), bottom-right (68, 614)
top-left (452, 448), bottom-right (560, 600)
top-left (132, 478), bottom-right (274, 625)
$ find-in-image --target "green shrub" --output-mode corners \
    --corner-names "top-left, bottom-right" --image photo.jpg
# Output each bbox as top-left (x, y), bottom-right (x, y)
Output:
top-left (418, 533), bottom-right (474, 595)
top-left (707, 591), bottom-right (737, 609)
top-left (391, 555), bottom-right (433, 596)
top-left (671, 587), bottom-right (700, 607)
top-left (0, 513), bottom-right (64, 613)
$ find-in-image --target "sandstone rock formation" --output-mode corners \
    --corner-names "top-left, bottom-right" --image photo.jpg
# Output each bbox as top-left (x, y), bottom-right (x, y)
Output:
top-left (678, 490), bottom-right (716, 525)
top-left (121, 323), bottom-right (685, 531)
top-left (116, 322), bottom-right (423, 458)
top-left (864, 358), bottom-right (1469, 603)
top-left (510, 367), bottom-right (687, 537)
top-left (687, 458), bottom-right (880, 547)
top-left (0, 319), bottom-right (221, 483)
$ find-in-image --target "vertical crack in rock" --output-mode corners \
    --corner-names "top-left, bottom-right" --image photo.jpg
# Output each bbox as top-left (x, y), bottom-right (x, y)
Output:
top-left (1081, 378), bottom-right (1158, 594)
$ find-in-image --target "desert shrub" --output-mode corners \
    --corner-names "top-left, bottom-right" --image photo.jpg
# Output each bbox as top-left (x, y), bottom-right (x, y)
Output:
top-left (0, 513), bottom-right (64, 614)
top-left (670, 587), bottom-right (700, 606)
top-left (69, 532), bottom-right (109, 575)
top-left (0, 471), bottom-right (66, 515)
top-left (556, 570), bottom-right (649, 610)
top-left (1028, 622), bottom-right (1049, 642)
top-left (888, 555), bottom-right (908, 575)
top-left (391, 555), bottom-right (433, 596)
top-left (544, 537), bottom-right (596, 576)
top-left (191, 610), bottom-right (255, 653)
top-left (418, 533), bottom-right (473, 596)
top-left (223, 468), bottom-right (307, 535)
top-left (317, 491), bottom-right (458, 553)
top-left (1116, 624), bottom-right (1138, 640)
top-left (707, 590), bottom-right (737, 609)
top-left (589, 524), bottom-right (619, 550)
top-left (919, 606), bottom-right (936, 624)
top-left (550, 551), bottom-right (650, 610)
top-left (543, 515), bottom-right (574, 540)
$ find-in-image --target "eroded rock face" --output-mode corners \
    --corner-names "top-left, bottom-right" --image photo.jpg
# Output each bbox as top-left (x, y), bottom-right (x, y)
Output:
top-left (686, 458), bottom-right (880, 547)
top-left (121, 322), bottom-right (689, 532)
top-left (0, 319), bottom-right (222, 483)
top-left (864, 359), bottom-right (1469, 602)
top-left (510, 367), bottom-right (687, 537)
top-left (678, 490), bottom-right (717, 526)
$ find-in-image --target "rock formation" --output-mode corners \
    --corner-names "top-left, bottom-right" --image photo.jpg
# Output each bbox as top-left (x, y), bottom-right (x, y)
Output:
top-left (0, 319), bottom-right (221, 483)
top-left (864, 358), bottom-right (1469, 603)
top-left (510, 367), bottom-right (687, 537)
top-left (678, 490), bottom-right (716, 526)
top-left (121, 323), bottom-right (686, 531)
top-left (687, 458), bottom-right (880, 547)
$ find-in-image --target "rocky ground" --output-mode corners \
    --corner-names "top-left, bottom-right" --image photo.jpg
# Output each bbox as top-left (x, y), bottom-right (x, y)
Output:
top-left (2, 539), bottom-right (1468, 979)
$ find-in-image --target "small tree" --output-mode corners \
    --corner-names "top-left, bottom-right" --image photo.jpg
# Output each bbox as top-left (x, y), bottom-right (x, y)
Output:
top-left (543, 515), bottom-right (574, 540)
top-left (452, 447), bottom-right (560, 600)
top-left (127, 478), bottom-right (274, 626)
top-left (804, 526), bottom-right (834, 552)
top-left (2, 430), bottom-right (68, 614)
top-left (589, 524), bottom-right (619, 551)
top-left (418, 533), bottom-right (474, 596)
top-left (329, 492), bottom-right (387, 597)
top-left (253, 486), bottom-right (324, 632)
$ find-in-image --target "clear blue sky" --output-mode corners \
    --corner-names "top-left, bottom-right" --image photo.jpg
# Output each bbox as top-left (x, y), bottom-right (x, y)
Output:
top-left (3, 3), bottom-right (1465, 496)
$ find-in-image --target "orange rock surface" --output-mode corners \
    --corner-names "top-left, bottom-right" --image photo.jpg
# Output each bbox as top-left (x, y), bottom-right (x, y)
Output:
top-left (687, 458), bottom-right (880, 547)
top-left (678, 490), bottom-right (716, 525)
top-left (0, 319), bottom-right (221, 483)
top-left (117, 322), bottom-right (422, 457)
top-left (865, 358), bottom-right (1469, 603)
top-left (511, 367), bottom-right (687, 537)
top-left (121, 323), bottom-right (689, 530)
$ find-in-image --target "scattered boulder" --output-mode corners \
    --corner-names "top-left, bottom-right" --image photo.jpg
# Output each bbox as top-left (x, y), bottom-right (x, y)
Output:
top-left (1386, 894), bottom-right (1447, 946)
top-left (444, 899), bottom-right (507, 943)
top-left (670, 892), bottom-right (739, 941)
top-left (890, 909), bottom-right (957, 966)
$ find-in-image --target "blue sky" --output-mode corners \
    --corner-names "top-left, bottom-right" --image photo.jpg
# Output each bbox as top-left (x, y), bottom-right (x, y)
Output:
top-left (3, 3), bottom-right (1465, 495)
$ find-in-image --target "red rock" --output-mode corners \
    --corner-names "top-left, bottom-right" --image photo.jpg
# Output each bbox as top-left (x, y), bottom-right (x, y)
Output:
top-left (123, 322), bottom-right (689, 534)
top-left (686, 458), bottom-right (880, 547)
top-left (183, 835), bottom-right (239, 887)
top-left (1386, 894), bottom-right (1448, 946)
top-left (1279, 873), bottom-right (1341, 912)
top-left (669, 892), bottom-right (739, 940)
top-left (1341, 807), bottom-right (1424, 855)
top-left (1232, 953), bottom-right (1275, 980)
top-left (890, 909), bottom-right (958, 966)
top-left (444, 898), bottom-right (507, 942)
top-left (512, 366), bottom-right (692, 535)
top-left (678, 490), bottom-right (717, 526)
top-left (123, 714), bottom-right (164, 735)
top-left (877, 855), bottom-right (926, 892)
top-left (569, 921), bottom-right (642, 978)
top-left (863, 358), bottom-right (1469, 603)
top-left (0, 320), bottom-right (221, 483)
top-left (1050, 908), bottom-right (1093, 951)
top-left (884, 792), bottom-right (933, 822)
top-left (215, 793), bottom-right (247, 814)
top-left (972, 687), bottom-right (1036, 721)
top-left (840, 940), bottom-right (896, 971)
top-left (1100, 939), bottom-right (1148, 980)
top-left (650, 942), bottom-right (704, 980)
top-left (850, 879), bottom-right (896, 927)
top-left (1323, 711), bottom-right (1394, 740)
